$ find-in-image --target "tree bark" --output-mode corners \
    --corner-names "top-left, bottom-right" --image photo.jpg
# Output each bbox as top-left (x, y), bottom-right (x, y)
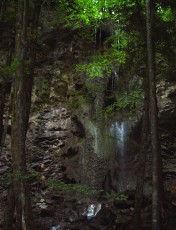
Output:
top-left (25, 0), bottom-right (43, 111)
top-left (0, 43), bottom-right (13, 152)
top-left (3, 184), bottom-right (15, 230)
top-left (133, 73), bottom-right (149, 230)
top-left (0, 0), bottom-right (6, 43)
top-left (11, 0), bottom-right (35, 229)
top-left (0, 82), bottom-right (5, 145)
top-left (145, 1), bottom-right (163, 229)
top-left (8, 0), bottom-right (42, 229)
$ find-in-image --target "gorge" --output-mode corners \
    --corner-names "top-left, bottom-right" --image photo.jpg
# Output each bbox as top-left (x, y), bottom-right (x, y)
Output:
top-left (0, 1), bottom-right (176, 230)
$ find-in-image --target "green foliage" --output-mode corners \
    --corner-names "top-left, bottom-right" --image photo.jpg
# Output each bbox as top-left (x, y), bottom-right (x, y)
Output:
top-left (0, 174), bottom-right (12, 185)
top-left (68, 90), bottom-right (89, 109)
top-left (0, 172), bottom-right (39, 185)
top-left (104, 79), bottom-right (143, 115)
top-left (35, 118), bottom-right (44, 124)
top-left (47, 178), bottom-right (128, 201)
top-left (76, 56), bottom-right (111, 79)
top-left (1, 0), bottom-right (16, 23)
top-left (39, 0), bottom-right (68, 32)
top-left (13, 172), bottom-right (39, 180)
top-left (58, 0), bottom-right (137, 29)
top-left (34, 77), bottom-right (51, 102)
top-left (85, 82), bottom-right (104, 92)
top-left (47, 179), bottom-right (101, 196)
top-left (0, 58), bottom-right (20, 76)
top-left (1, 173), bottom-right (127, 201)
top-left (104, 192), bottom-right (128, 201)
top-left (0, 173), bottom-right (127, 201)
top-left (58, 0), bottom-right (104, 28)
top-left (76, 32), bottom-right (128, 79)
top-left (157, 5), bottom-right (174, 22)
top-left (69, 95), bottom-right (87, 109)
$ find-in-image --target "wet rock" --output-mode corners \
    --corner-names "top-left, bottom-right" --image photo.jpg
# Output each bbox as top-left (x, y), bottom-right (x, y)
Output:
top-left (92, 207), bottom-right (116, 226)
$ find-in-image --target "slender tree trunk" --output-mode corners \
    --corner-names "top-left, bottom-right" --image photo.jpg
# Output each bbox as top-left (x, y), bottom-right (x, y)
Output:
top-left (0, 82), bottom-right (5, 145)
top-left (0, 43), bottom-right (13, 151)
top-left (133, 73), bottom-right (149, 230)
top-left (3, 184), bottom-right (15, 230)
top-left (0, 0), bottom-right (5, 43)
top-left (0, 86), bottom-right (11, 154)
top-left (7, 0), bottom-right (42, 229)
top-left (145, 1), bottom-right (163, 229)
top-left (25, 0), bottom-right (42, 111)
top-left (11, 0), bottom-right (35, 229)
top-left (3, 1), bottom-right (42, 229)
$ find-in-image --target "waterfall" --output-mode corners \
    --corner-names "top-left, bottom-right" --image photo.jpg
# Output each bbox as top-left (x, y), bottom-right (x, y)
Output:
top-left (109, 121), bottom-right (125, 154)
top-left (104, 120), bottom-right (132, 193)
top-left (115, 122), bottom-right (125, 145)
top-left (111, 70), bottom-right (119, 89)
top-left (87, 203), bottom-right (101, 219)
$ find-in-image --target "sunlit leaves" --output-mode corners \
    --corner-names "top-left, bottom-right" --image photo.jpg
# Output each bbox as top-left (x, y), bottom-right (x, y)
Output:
top-left (58, 0), bottom-right (137, 28)
top-left (76, 48), bottom-right (126, 79)
top-left (103, 76), bottom-right (143, 115)
top-left (76, 56), bottom-right (111, 79)
top-left (76, 30), bottom-right (128, 79)
top-left (157, 6), bottom-right (174, 22)
top-left (104, 88), bottom-right (143, 115)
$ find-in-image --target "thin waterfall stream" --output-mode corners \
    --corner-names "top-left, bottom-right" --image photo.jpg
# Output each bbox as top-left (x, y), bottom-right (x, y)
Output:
top-left (104, 120), bottom-right (135, 193)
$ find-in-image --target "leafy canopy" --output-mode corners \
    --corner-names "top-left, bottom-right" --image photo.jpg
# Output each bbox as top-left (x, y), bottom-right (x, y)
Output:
top-left (76, 31), bottom-right (128, 79)
top-left (58, 0), bottom-right (136, 28)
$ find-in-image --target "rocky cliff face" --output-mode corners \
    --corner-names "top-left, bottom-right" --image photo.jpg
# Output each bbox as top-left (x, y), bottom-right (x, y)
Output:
top-left (158, 80), bottom-right (176, 191)
top-left (1, 20), bottom-right (176, 229)
top-left (30, 24), bottom-right (176, 194)
top-left (29, 26), bottom-right (108, 190)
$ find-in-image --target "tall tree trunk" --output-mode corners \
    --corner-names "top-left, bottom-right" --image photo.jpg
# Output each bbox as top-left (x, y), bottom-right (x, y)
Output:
top-left (145, 1), bottom-right (163, 229)
top-left (25, 0), bottom-right (42, 111)
top-left (0, 83), bottom-right (11, 154)
top-left (0, 0), bottom-right (6, 43)
top-left (0, 43), bottom-right (13, 151)
top-left (133, 73), bottom-right (149, 230)
top-left (3, 1), bottom-right (42, 229)
top-left (8, 0), bottom-right (42, 229)
top-left (3, 184), bottom-right (15, 230)
top-left (0, 82), bottom-right (5, 145)
top-left (11, 0), bottom-right (35, 229)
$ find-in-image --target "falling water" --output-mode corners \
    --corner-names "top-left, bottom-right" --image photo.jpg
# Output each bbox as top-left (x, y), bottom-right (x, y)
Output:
top-left (116, 122), bottom-right (125, 146)
top-left (116, 122), bottom-right (126, 192)
top-left (111, 70), bottom-right (119, 89)
top-left (104, 120), bottom-right (132, 193)
top-left (109, 121), bottom-right (125, 153)
top-left (87, 203), bottom-right (102, 219)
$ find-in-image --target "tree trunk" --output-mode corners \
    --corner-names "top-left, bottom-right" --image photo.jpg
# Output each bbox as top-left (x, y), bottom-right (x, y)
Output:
top-left (11, 0), bottom-right (35, 229)
top-left (0, 86), bottom-right (11, 154)
top-left (0, 44), bottom-right (13, 151)
top-left (0, 82), bottom-right (5, 145)
top-left (9, 0), bottom-right (42, 229)
top-left (0, 0), bottom-right (6, 43)
top-left (145, 1), bottom-right (163, 229)
top-left (3, 184), bottom-right (15, 230)
top-left (133, 73), bottom-right (149, 230)
top-left (25, 0), bottom-right (43, 111)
